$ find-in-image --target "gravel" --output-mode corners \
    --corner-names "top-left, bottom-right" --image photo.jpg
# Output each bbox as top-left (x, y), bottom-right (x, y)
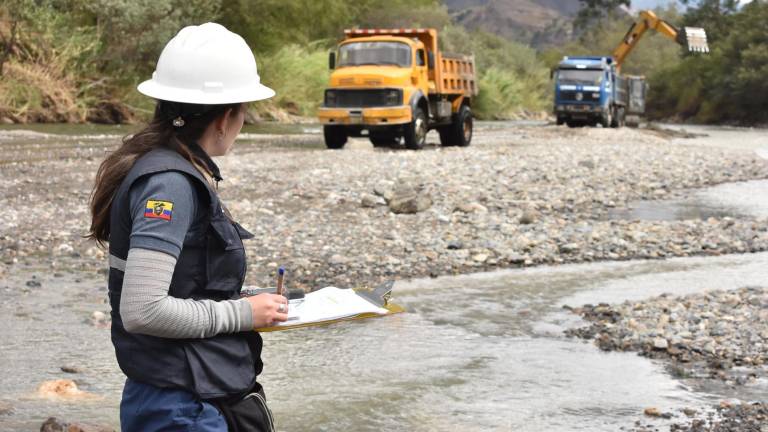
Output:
top-left (1, 125), bottom-right (767, 290)
top-left (630, 401), bottom-right (768, 432)
top-left (567, 287), bottom-right (768, 431)
top-left (565, 287), bottom-right (768, 383)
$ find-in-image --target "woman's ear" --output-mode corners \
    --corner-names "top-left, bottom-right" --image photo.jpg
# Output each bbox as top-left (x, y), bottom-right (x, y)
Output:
top-left (215, 109), bottom-right (233, 134)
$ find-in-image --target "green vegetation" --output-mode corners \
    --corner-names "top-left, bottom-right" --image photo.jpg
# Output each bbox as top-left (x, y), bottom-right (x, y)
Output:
top-left (0, 0), bottom-right (764, 124)
top-left (648, 0), bottom-right (767, 124)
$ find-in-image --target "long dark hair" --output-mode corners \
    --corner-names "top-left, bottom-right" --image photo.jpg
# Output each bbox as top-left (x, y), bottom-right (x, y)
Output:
top-left (88, 100), bottom-right (243, 246)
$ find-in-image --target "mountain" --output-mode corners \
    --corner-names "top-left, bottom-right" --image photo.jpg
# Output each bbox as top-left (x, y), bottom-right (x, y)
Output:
top-left (443, 0), bottom-right (582, 48)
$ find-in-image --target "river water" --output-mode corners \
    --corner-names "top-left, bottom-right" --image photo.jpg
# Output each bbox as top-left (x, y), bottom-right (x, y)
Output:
top-left (0, 123), bottom-right (766, 431)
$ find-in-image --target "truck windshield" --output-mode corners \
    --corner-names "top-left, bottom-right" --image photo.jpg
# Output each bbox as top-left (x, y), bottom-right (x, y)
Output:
top-left (558, 69), bottom-right (603, 86)
top-left (338, 42), bottom-right (411, 67)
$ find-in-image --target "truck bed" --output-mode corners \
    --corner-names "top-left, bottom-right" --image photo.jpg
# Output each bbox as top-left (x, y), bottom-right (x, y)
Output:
top-left (436, 53), bottom-right (478, 97)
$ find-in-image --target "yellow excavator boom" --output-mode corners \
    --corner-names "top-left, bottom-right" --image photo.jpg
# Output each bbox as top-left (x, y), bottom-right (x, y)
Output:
top-left (612, 10), bottom-right (709, 71)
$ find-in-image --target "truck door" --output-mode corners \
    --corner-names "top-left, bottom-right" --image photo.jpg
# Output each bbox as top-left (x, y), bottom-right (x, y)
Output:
top-left (415, 48), bottom-right (429, 96)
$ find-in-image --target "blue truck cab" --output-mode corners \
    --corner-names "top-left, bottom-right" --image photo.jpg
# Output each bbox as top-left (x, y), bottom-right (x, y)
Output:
top-left (553, 56), bottom-right (628, 128)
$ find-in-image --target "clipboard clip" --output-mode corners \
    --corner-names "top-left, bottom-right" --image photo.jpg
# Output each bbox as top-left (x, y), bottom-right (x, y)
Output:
top-left (357, 280), bottom-right (394, 308)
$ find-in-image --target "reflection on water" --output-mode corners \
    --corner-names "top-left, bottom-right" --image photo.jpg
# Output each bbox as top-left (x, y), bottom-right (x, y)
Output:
top-left (5, 252), bottom-right (767, 430)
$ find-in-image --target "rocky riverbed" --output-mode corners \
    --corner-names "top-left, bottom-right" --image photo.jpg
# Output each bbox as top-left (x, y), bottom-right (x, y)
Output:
top-left (630, 401), bottom-right (768, 431)
top-left (2, 124), bottom-right (768, 289)
top-left (566, 287), bottom-right (768, 431)
top-left (566, 286), bottom-right (768, 382)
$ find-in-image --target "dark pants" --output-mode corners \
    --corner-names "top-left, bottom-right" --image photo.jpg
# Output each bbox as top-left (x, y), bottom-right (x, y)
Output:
top-left (120, 378), bottom-right (227, 432)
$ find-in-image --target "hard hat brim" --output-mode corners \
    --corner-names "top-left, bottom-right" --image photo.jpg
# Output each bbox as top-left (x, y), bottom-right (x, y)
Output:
top-left (137, 79), bottom-right (276, 105)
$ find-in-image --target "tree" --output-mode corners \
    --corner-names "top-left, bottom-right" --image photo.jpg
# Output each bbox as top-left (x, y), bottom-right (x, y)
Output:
top-left (678, 0), bottom-right (739, 43)
top-left (574, 0), bottom-right (631, 30)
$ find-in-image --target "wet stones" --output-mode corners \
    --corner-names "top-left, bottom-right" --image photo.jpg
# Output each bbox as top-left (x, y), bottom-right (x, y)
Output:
top-left (60, 365), bottom-right (83, 374)
top-left (40, 417), bottom-right (114, 432)
top-left (36, 380), bottom-right (96, 399)
top-left (566, 287), bottom-right (768, 382)
top-left (89, 311), bottom-right (110, 329)
top-left (632, 402), bottom-right (768, 432)
top-left (0, 401), bottom-right (13, 416)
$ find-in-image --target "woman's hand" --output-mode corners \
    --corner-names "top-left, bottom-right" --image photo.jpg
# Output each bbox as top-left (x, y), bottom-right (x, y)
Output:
top-left (245, 293), bottom-right (289, 328)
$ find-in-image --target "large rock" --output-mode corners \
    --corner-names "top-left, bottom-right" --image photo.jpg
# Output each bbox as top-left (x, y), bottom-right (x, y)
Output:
top-left (388, 183), bottom-right (432, 214)
top-left (40, 417), bottom-right (115, 432)
top-left (36, 380), bottom-right (95, 399)
top-left (360, 193), bottom-right (385, 208)
top-left (454, 201), bottom-right (488, 213)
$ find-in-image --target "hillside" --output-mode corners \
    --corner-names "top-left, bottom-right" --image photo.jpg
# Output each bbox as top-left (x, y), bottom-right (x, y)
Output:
top-left (443, 0), bottom-right (581, 48)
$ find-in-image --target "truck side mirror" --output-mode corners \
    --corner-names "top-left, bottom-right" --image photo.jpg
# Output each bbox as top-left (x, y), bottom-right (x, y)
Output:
top-left (427, 51), bottom-right (435, 69)
top-left (329, 52), bottom-right (336, 70)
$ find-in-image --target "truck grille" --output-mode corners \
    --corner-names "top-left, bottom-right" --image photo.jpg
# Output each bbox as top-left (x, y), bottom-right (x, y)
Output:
top-left (559, 91), bottom-right (600, 103)
top-left (324, 89), bottom-right (402, 108)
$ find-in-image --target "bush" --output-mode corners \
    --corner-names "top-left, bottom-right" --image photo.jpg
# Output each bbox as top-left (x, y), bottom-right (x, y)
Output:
top-left (257, 43), bottom-right (331, 117)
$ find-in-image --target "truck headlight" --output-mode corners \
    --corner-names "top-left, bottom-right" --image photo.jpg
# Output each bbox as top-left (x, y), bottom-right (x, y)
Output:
top-left (385, 89), bottom-right (400, 106)
top-left (325, 90), bottom-right (337, 107)
top-left (592, 93), bottom-right (600, 99)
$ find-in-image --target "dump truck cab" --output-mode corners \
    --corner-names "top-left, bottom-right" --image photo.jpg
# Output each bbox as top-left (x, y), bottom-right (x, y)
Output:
top-left (553, 56), bottom-right (628, 128)
top-left (319, 28), bottom-right (477, 150)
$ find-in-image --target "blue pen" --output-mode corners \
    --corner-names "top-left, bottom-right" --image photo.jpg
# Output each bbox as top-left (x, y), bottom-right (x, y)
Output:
top-left (277, 267), bottom-right (285, 297)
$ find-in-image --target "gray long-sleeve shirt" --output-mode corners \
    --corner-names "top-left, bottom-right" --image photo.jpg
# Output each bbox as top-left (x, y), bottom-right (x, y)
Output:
top-left (119, 171), bottom-right (252, 338)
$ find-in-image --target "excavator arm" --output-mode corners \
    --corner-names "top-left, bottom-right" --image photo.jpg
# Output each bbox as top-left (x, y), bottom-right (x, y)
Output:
top-left (612, 10), bottom-right (709, 71)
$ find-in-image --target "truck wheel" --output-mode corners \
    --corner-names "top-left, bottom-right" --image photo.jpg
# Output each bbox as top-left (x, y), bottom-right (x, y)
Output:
top-left (601, 108), bottom-right (613, 128)
top-left (324, 125), bottom-right (347, 149)
top-left (439, 105), bottom-right (473, 147)
top-left (370, 132), bottom-right (398, 148)
top-left (610, 107), bottom-right (621, 128)
top-left (617, 107), bottom-right (626, 128)
top-left (404, 107), bottom-right (427, 150)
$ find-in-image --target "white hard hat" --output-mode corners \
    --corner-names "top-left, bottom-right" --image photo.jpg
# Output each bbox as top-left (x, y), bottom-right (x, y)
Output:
top-left (137, 22), bottom-right (275, 104)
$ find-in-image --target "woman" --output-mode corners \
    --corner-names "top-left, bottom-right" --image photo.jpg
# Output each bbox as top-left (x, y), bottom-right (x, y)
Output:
top-left (88, 23), bottom-right (286, 431)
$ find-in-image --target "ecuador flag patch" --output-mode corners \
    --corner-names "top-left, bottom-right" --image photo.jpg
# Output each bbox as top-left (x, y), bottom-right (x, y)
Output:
top-left (144, 200), bottom-right (173, 221)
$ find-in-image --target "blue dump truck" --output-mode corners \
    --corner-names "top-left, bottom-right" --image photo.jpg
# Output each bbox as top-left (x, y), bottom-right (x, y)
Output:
top-left (553, 56), bottom-right (631, 128)
top-left (553, 10), bottom-right (708, 128)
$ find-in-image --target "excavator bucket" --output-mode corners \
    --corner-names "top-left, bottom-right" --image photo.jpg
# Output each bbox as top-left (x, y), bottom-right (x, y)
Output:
top-left (680, 27), bottom-right (709, 53)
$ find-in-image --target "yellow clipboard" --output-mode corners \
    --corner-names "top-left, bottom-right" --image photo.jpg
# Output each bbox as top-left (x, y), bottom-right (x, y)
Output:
top-left (256, 302), bottom-right (404, 332)
top-left (255, 281), bottom-right (404, 332)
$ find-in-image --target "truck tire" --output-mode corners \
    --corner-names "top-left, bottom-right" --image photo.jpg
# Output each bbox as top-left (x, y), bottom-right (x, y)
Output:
top-left (370, 132), bottom-right (399, 148)
top-left (404, 107), bottom-right (427, 150)
top-left (610, 106), bottom-right (621, 128)
top-left (438, 105), bottom-right (473, 147)
top-left (324, 125), bottom-right (347, 149)
top-left (617, 107), bottom-right (626, 128)
top-left (601, 108), bottom-right (613, 128)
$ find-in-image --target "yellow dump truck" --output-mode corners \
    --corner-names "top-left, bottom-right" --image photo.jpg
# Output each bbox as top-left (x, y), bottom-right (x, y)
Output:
top-left (318, 28), bottom-right (478, 150)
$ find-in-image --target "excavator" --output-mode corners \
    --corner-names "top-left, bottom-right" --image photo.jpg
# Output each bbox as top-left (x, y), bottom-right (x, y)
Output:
top-left (553, 10), bottom-right (708, 128)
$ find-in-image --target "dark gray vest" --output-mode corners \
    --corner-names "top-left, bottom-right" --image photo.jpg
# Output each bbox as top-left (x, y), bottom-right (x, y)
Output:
top-left (107, 148), bottom-right (261, 400)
